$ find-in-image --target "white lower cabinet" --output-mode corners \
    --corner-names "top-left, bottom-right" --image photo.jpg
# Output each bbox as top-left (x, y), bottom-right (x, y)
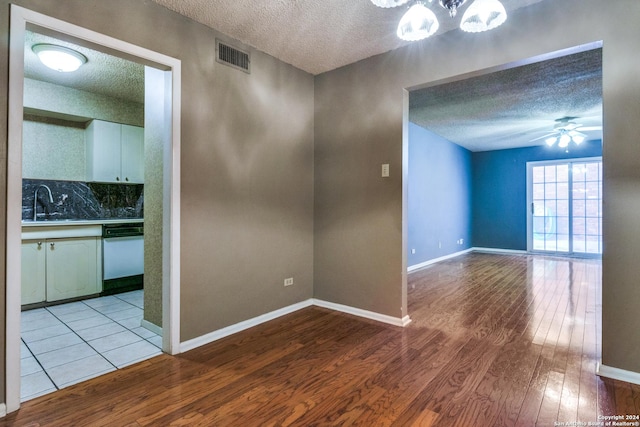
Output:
top-left (21, 240), bottom-right (46, 305)
top-left (21, 237), bottom-right (101, 305)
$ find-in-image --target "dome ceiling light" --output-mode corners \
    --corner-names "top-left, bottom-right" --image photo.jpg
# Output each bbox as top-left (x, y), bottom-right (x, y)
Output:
top-left (371, 0), bottom-right (507, 42)
top-left (32, 44), bottom-right (87, 72)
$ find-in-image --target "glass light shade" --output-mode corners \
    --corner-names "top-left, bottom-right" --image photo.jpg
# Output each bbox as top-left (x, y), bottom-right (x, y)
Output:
top-left (558, 134), bottom-right (572, 148)
top-left (32, 44), bottom-right (87, 72)
top-left (371, 0), bottom-right (411, 7)
top-left (460, 0), bottom-right (507, 33)
top-left (397, 2), bottom-right (440, 41)
top-left (545, 136), bottom-right (557, 147)
top-left (571, 134), bottom-right (585, 144)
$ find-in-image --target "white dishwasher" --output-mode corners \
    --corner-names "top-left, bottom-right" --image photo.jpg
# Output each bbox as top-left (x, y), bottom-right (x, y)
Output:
top-left (102, 222), bottom-right (144, 295)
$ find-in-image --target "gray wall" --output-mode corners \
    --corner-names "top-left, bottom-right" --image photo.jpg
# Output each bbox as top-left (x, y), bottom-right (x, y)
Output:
top-left (0, 0), bottom-right (315, 403)
top-left (314, 0), bottom-right (640, 374)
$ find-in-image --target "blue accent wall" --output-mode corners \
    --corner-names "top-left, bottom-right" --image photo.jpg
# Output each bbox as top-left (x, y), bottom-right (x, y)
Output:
top-left (472, 140), bottom-right (602, 250)
top-left (408, 123), bottom-right (472, 266)
top-left (408, 122), bottom-right (603, 262)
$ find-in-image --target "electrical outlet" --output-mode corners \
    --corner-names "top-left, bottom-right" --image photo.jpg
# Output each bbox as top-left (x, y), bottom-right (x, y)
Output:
top-left (438, 241), bottom-right (442, 249)
top-left (284, 277), bottom-right (294, 287)
top-left (411, 248), bottom-right (416, 254)
top-left (381, 164), bottom-right (390, 178)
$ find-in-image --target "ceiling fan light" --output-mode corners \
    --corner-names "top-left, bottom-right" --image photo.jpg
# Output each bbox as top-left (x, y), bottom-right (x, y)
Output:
top-left (371, 0), bottom-right (411, 7)
top-left (559, 134), bottom-right (571, 148)
top-left (32, 43), bottom-right (87, 72)
top-left (397, 2), bottom-right (440, 41)
top-left (545, 136), bottom-right (557, 147)
top-left (572, 134), bottom-right (585, 144)
top-left (460, 0), bottom-right (507, 33)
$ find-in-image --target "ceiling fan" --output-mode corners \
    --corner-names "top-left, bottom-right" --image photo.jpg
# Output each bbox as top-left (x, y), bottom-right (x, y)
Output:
top-left (530, 116), bottom-right (602, 149)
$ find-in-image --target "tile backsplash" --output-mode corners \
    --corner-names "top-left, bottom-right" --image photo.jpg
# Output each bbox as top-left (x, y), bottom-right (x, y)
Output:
top-left (23, 179), bottom-right (143, 221)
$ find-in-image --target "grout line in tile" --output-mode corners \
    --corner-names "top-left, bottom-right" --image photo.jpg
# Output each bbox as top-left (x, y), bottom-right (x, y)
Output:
top-left (22, 291), bottom-right (160, 403)
top-left (22, 341), bottom-right (59, 392)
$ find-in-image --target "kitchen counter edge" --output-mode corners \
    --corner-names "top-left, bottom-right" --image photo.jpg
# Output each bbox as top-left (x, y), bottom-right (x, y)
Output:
top-left (22, 218), bottom-right (144, 227)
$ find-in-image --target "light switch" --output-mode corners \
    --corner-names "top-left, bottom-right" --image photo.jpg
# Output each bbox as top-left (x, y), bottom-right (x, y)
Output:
top-left (381, 164), bottom-right (390, 178)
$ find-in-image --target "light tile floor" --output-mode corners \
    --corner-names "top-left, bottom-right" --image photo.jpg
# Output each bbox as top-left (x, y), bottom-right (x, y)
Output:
top-left (20, 290), bottom-right (162, 402)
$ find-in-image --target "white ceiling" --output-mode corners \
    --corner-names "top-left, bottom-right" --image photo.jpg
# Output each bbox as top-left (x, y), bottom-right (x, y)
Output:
top-left (150, 0), bottom-right (547, 75)
top-left (409, 47), bottom-right (603, 151)
top-left (24, 30), bottom-right (145, 104)
top-left (22, 0), bottom-right (602, 152)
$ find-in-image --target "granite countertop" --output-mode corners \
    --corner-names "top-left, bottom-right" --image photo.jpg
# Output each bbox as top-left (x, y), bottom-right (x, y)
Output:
top-left (22, 218), bottom-right (144, 227)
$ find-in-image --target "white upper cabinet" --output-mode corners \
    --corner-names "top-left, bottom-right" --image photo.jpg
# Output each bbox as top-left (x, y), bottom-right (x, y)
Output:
top-left (86, 119), bottom-right (144, 183)
top-left (121, 125), bottom-right (145, 183)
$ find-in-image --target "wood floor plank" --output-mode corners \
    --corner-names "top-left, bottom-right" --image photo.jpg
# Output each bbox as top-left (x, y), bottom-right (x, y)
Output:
top-left (5, 253), bottom-right (639, 427)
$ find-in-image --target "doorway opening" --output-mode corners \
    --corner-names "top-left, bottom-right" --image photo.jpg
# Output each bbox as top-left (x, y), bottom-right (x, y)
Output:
top-left (6, 5), bottom-right (181, 413)
top-left (402, 43), bottom-right (603, 369)
top-left (405, 43), bottom-right (603, 271)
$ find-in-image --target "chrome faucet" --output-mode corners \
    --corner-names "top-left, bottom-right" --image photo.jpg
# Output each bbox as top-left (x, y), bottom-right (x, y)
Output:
top-left (33, 184), bottom-right (54, 221)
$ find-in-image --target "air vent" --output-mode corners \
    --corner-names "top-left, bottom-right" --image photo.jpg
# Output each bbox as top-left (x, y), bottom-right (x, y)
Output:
top-left (216, 40), bottom-right (250, 73)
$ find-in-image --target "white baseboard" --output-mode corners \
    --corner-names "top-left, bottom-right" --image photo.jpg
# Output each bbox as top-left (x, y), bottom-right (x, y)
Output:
top-left (0, 403), bottom-right (6, 418)
top-left (141, 319), bottom-right (163, 336)
top-left (408, 248), bottom-right (473, 272)
top-left (179, 298), bottom-right (412, 353)
top-left (180, 299), bottom-right (314, 353)
top-left (312, 299), bottom-right (411, 327)
top-left (597, 363), bottom-right (640, 386)
top-left (472, 247), bottom-right (528, 255)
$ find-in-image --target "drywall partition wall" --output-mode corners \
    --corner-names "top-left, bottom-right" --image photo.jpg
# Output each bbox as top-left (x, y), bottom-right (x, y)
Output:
top-left (314, 0), bottom-right (640, 375)
top-left (1, 0), bottom-right (314, 384)
top-left (314, 67), bottom-right (405, 318)
top-left (143, 66), bottom-right (166, 329)
top-left (472, 140), bottom-right (603, 250)
top-left (408, 123), bottom-right (472, 267)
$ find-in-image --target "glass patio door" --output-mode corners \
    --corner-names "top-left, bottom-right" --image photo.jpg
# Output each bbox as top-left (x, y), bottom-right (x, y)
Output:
top-left (527, 158), bottom-right (602, 255)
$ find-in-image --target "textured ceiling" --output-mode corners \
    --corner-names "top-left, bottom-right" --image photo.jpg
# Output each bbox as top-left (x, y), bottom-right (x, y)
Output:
top-left (24, 30), bottom-right (144, 104)
top-left (22, 0), bottom-right (601, 153)
top-left (150, 0), bottom-right (546, 75)
top-left (409, 48), bottom-right (603, 151)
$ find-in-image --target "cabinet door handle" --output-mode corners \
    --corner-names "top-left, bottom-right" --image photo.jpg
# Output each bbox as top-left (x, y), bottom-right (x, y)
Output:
top-left (116, 176), bottom-right (120, 181)
top-left (50, 242), bottom-right (55, 250)
top-left (125, 177), bottom-right (129, 182)
top-left (37, 242), bottom-right (42, 249)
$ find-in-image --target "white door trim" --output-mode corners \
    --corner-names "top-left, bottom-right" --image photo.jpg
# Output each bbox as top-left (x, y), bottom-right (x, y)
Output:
top-left (526, 156), bottom-right (602, 255)
top-left (6, 5), bottom-right (182, 412)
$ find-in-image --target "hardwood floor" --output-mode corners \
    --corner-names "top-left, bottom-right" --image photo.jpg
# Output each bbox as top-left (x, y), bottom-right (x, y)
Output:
top-left (4, 252), bottom-right (640, 426)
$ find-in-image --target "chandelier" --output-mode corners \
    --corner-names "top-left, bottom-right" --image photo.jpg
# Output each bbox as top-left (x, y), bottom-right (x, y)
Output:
top-left (371, 0), bottom-right (507, 41)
